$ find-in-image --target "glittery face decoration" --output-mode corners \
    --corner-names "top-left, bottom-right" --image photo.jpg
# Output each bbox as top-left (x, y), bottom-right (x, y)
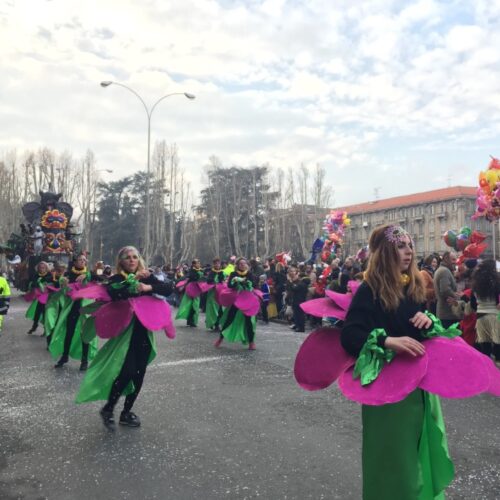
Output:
top-left (384, 225), bottom-right (410, 244)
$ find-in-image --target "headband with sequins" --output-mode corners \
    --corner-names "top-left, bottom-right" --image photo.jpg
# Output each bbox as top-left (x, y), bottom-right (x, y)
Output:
top-left (384, 225), bottom-right (410, 244)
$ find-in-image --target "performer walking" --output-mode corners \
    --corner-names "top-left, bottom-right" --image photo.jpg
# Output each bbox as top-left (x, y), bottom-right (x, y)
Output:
top-left (75, 246), bottom-right (174, 429)
top-left (176, 259), bottom-right (204, 327)
top-left (26, 261), bottom-right (54, 335)
top-left (215, 258), bottom-right (259, 350)
top-left (51, 254), bottom-right (97, 370)
top-left (43, 263), bottom-right (67, 348)
top-left (341, 225), bottom-right (454, 500)
top-left (205, 257), bottom-right (225, 331)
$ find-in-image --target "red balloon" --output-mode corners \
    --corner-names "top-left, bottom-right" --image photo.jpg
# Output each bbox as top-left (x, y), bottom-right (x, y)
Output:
top-left (471, 230), bottom-right (487, 244)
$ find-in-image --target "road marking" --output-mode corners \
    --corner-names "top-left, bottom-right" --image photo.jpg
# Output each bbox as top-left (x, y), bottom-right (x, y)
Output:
top-left (153, 356), bottom-right (226, 368)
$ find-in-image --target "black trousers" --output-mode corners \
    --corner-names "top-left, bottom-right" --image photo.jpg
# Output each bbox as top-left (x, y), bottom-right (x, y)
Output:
top-left (260, 301), bottom-right (269, 322)
top-left (62, 300), bottom-right (88, 362)
top-left (221, 305), bottom-right (255, 343)
top-left (292, 304), bottom-right (305, 331)
top-left (104, 322), bottom-right (152, 413)
top-left (33, 302), bottom-right (45, 329)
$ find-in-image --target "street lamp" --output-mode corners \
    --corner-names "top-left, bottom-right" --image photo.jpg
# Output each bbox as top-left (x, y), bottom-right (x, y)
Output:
top-left (100, 80), bottom-right (195, 262)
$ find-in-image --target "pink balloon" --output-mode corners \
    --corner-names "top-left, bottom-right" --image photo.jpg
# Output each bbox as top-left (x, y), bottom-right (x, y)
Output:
top-left (418, 337), bottom-right (490, 398)
top-left (129, 296), bottom-right (175, 339)
top-left (294, 328), bottom-right (355, 391)
top-left (93, 301), bottom-right (133, 339)
top-left (339, 352), bottom-right (428, 405)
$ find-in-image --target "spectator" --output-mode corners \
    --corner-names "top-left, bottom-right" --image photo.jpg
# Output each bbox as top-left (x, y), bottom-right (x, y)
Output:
top-left (470, 259), bottom-right (500, 362)
top-left (433, 251), bottom-right (460, 328)
top-left (259, 274), bottom-right (270, 324)
top-left (420, 254), bottom-right (439, 314)
top-left (338, 257), bottom-right (354, 293)
top-left (285, 266), bottom-right (310, 332)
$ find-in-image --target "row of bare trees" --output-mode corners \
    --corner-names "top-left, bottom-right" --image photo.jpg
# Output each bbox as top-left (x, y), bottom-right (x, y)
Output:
top-left (1, 145), bottom-right (334, 266)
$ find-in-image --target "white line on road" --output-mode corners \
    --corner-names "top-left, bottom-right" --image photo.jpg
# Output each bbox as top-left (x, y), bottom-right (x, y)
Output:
top-left (153, 356), bottom-right (226, 368)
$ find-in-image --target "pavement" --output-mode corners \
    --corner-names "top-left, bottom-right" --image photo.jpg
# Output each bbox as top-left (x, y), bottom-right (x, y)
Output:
top-left (0, 294), bottom-right (499, 500)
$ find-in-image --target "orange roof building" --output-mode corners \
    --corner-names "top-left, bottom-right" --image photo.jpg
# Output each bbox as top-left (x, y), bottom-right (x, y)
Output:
top-left (339, 186), bottom-right (494, 257)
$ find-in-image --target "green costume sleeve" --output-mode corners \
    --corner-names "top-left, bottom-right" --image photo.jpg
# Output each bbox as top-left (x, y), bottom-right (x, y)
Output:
top-left (353, 328), bottom-right (395, 386)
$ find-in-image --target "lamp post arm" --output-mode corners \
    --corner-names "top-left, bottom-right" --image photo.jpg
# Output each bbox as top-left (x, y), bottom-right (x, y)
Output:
top-left (150, 93), bottom-right (186, 117)
top-left (110, 82), bottom-right (151, 118)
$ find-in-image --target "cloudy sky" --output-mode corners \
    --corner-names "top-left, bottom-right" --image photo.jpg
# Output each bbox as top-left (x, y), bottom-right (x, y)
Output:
top-left (1, 0), bottom-right (500, 206)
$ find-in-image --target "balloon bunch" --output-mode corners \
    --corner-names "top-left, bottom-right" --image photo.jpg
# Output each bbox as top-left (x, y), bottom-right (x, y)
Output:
top-left (319, 210), bottom-right (351, 263)
top-left (473, 157), bottom-right (500, 221)
top-left (442, 227), bottom-right (487, 264)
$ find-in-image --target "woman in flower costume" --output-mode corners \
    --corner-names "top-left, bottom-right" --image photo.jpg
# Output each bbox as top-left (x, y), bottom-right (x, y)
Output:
top-left (175, 259), bottom-right (204, 327)
top-left (50, 254), bottom-right (97, 371)
top-left (75, 246), bottom-right (174, 429)
top-left (205, 257), bottom-right (226, 331)
top-left (294, 224), bottom-right (500, 500)
top-left (341, 225), bottom-right (455, 500)
top-left (43, 263), bottom-right (67, 348)
top-left (215, 258), bottom-right (260, 350)
top-left (25, 261), bottom-right (54, 335)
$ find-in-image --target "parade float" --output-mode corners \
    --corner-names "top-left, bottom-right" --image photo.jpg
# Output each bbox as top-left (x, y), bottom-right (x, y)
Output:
top-left (0, 191), bottom-right (76, 290)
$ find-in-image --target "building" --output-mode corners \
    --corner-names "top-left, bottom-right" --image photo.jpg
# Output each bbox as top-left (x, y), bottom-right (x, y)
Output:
top-left (336, 186), bottom-right (497, 258)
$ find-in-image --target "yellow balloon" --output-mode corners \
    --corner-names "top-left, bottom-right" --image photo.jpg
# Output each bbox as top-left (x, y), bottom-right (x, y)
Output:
top-left (486, 170), bottom-right (497, 189)
top-left (344, 218), bottom-right (351, 226)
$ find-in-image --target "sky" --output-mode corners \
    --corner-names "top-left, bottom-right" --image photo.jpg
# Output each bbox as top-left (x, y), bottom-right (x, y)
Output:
top-left (1, 0), bottom-right (500, 206)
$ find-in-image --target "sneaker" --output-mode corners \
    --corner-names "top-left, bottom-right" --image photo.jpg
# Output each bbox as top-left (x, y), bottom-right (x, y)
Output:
top-left (119, 411), bottom-right (141, 427)
top-left (288, 324), bottom-right (296, 330)
top-left (248, 342), bottom-right (256, 350)
top-left (54, 356), bottom-right (68, 368)
top-left (99, 408), bottom-right (115, 430)
top-left (79, 361), bottom-right (88, 371)
top-left (214, 337), bottom-right (223, 348)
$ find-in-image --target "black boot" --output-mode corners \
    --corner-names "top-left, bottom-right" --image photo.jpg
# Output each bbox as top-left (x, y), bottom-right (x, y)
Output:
top-left (119, 411), bottom-right (141, 427)
top-left (99, 407), bottom-right (115, 431)
top-left (54, 356), bottom-right (69, 368)
top-left (79, 361), bottom-right (88, 371)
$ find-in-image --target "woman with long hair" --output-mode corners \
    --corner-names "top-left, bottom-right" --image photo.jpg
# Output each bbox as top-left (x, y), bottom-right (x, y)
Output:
top-left (341, 225), bottom-right (454, 500)
top-left (470, 259), bottom-right (500, 361)
top-left (420, 254), bottom-right (439, 314)
top-left (76, 246), bottom-right (174, 429)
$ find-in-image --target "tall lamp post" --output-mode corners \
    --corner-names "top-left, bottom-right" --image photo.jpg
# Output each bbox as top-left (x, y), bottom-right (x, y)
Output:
top-left (100, 80), bottom-right (195, 262)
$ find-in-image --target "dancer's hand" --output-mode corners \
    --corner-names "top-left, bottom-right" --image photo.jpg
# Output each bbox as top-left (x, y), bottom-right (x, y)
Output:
top-left (135, 269), bottom-right (151, 280)
top-left (409, 312), bottom-right (432, 330)
top-left (385, 336), bottom-right (425, 357)
top-left (75, 274), bottom-right (86, 283)
top-left (137, 283), bottom-right (152, 293)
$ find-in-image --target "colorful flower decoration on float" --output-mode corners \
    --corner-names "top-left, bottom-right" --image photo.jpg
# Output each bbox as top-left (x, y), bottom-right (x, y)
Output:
top-left (473, 156), bottom-right (500, 222)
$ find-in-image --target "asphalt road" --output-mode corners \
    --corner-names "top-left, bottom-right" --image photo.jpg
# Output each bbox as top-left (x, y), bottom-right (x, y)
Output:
top-left (0, 294), bottom-right (499, 500)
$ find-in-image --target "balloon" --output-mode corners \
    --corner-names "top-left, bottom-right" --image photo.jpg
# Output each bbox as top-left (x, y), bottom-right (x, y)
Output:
top-left (459, 226), bottom-right (471, 238)
top-left (470, 230), bottom-right (486, 244)
top-left (443, 230), bottom-right (457, 249)
top-left (456, 233), bottom-right (469, 252)
top-left (489, 157), bottom-right (500, 169)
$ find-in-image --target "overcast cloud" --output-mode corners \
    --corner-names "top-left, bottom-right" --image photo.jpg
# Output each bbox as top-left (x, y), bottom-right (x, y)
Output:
top-left (1, 0), bottom-right (500, 205)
